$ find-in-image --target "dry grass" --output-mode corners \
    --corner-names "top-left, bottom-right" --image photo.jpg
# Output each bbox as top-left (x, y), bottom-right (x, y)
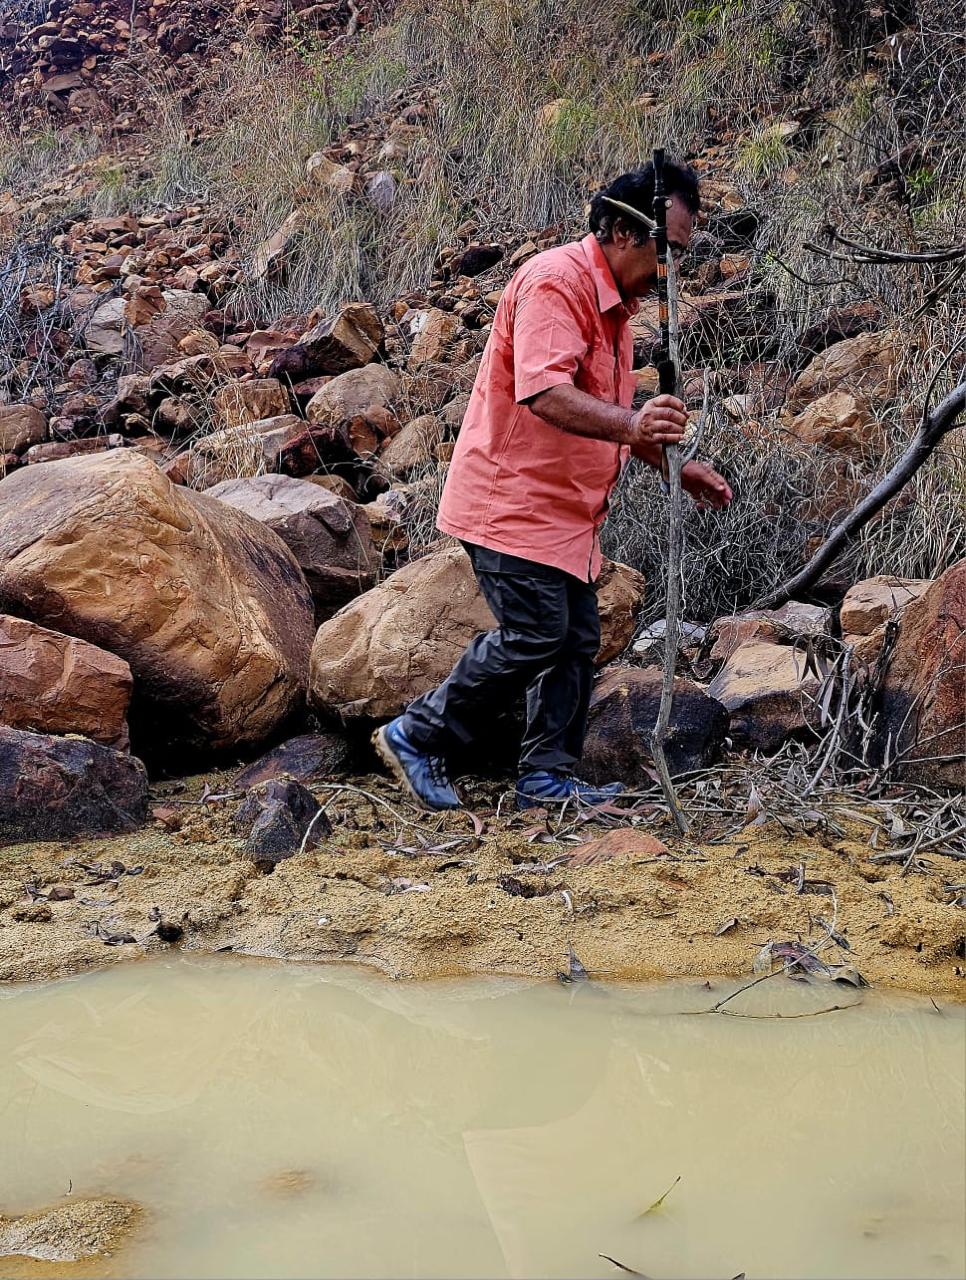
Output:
top-left (2, 0), bottom-right (964, 597)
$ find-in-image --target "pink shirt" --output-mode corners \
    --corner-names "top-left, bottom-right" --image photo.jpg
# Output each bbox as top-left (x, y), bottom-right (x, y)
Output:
top-left (436, 234), bottom-right (637, 582)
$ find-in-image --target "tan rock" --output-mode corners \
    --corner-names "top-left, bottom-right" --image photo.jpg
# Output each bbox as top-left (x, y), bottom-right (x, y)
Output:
top-left (379, 414), bottom-right (443, 475)
top-left (305, 364), bottom-right (401, 427)
top-left (135, 290), bottom-right (211, 371)
top-left (0, 404), bottom-right (47, 454)
top-left (785, 330), bottom-right (900, 414)
top-left (707, 639), bottom-right (823, 751)
top-left (509, 240), bottom-right (538, 267)
top-left (408, 308), bottom-right (461, 370)
top-left (186, 415), bottom-right (311, 488)
top-left (25, 435), bottom-right (125, 465)
top-left (179, 328), bottom-right (220, 356)
top-left (359, 491), bottom-right (411, 557)
top-left (84, 295), bottom-right (127, 355)
top-left (252, 209), bottom-right (301, 281)
top-left (0, 451), bottom-right (315, 762)
top-left (309, 545), bottom-right (644, 720)
top-left (213, 378), bottom-right (290, 427)
top-left (841, 575), bottom-right (931, 637)
top-left (276, 302), bottom-right (383, 379)
top-left (0, 614), bottom-right (132, 748)
top-left (205, 474), bottom-right (379, 621)
top-left (875, 560), bottom-right (965, 787)
top-left (786, 390), bottom-right (880, 456)
top-left (305, 152), bottom-right (355, 194)
top-left (706, 603), bottom-right (829, 665)
top-left (596, 560), bottom-right (647, 663)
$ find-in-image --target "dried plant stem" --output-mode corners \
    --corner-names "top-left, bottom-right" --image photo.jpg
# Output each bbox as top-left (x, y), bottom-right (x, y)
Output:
top-left (651, 441), bottom-right (690, 836)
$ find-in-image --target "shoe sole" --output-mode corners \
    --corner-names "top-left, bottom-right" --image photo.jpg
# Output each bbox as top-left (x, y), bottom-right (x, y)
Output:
top-left (372, 726), bottom-right (460, 812)
top-left (515, 792), bottom-right (623, 811)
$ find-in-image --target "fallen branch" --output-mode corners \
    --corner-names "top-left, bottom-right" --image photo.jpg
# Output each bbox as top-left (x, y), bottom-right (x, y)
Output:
top-left (761, 375), bottom-right (966, 609)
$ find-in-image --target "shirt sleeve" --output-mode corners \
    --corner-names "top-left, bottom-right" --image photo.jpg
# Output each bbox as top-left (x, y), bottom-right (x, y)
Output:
top-left (512, 272), bottom-right (589, 404)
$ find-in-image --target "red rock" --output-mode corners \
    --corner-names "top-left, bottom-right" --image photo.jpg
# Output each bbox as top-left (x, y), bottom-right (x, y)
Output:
top-left (875, 560), bottom-right (965, 787)
top-left (0, 726), bottom-right (149, 846)
top-left (0, 614), bottom-right (132, 748)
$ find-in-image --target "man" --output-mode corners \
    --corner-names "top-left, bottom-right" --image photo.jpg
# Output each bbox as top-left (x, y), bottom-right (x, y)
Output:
top-left (375, 160), bottom-right (732, 811)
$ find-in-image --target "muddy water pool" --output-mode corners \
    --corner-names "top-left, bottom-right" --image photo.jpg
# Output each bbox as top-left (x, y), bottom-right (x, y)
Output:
top-left (1, 955), bottom-right (963, 1280)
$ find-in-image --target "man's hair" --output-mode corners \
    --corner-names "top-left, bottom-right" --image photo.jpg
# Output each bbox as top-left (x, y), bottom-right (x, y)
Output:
top-left (589, 161), bottom-right (701, 245)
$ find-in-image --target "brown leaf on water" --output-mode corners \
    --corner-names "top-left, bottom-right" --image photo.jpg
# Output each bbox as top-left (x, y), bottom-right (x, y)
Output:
top-left (638, 1174), bottom-right (681, 1217)
top-left (599, 1254), bottom-right (648, 1276)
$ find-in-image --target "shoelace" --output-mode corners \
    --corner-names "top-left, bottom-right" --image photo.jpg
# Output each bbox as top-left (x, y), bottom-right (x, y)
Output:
top-left (427, 756), bottom-right (451, 788)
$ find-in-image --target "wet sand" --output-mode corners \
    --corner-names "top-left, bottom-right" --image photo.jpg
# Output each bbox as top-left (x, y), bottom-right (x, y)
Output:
top-left (1, 771), bottom-right (963, 997)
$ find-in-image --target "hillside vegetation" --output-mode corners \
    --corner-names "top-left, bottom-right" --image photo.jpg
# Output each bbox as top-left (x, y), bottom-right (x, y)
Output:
top-left (2, 0), bottom-right (964, 616)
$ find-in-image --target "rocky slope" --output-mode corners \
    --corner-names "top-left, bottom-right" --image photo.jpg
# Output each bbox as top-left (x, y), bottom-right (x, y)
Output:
top-left (0, 0), bottom-right (963, 990)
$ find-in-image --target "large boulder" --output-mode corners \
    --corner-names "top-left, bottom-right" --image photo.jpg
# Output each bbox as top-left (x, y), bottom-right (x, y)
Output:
top-left (874, 560), bottom-right (965, 788)
top-left (0, 614), bottom-right (132, 748)
top-left (0, 726), bottom-right (149, 845)
top-left (581, 666), bottom-right (729, 784)
top-left (707, 639), bottom-right (822, 751)
top-left (841, 574), bottom-right (931, 637)
top-left (309, 545), bottom-right (645, 720)
top-left (205, 474), bottom-right (379, 621)
top-left (785, 329), bottom-right (899, 414)
top-left (0, 451), bottom-right (315, 761)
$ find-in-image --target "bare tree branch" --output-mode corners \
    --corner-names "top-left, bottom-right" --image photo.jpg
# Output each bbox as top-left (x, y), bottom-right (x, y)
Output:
top-left (761, 378), bottom-right (966, 610)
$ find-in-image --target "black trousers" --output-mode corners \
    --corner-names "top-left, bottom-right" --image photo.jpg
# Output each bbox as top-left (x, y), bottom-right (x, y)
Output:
top-left (400, 543), bottom-right (600, 773)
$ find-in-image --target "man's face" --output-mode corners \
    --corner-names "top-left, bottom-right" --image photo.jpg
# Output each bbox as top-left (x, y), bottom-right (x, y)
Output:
top-left (613, 198), bottom-right (695, 300)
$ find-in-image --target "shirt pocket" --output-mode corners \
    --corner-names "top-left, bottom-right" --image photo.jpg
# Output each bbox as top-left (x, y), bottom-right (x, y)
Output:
top-left (577, 347), bottom-right (621, 402)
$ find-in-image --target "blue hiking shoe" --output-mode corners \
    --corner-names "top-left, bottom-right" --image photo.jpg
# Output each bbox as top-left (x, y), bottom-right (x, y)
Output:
top-left (373, 717), bottom-right (461, 811)
top-left (515, 770), bottom-right (625, 810)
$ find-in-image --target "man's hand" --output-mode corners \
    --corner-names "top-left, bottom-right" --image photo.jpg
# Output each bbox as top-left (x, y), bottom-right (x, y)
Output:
top-left (629, 394), bottom-right (688, 450)
top-left (681, 459), bottom-right (732, 509)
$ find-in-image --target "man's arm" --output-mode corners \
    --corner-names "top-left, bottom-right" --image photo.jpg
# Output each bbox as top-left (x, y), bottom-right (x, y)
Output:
top-left (530, 384), bottom-right (733, 510)
top-left (528, 383), bottom-right (688, 451)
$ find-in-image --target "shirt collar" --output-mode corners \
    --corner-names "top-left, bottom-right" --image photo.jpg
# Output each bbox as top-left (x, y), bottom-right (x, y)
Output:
top-left (580, 233), bottom-right (640, 317)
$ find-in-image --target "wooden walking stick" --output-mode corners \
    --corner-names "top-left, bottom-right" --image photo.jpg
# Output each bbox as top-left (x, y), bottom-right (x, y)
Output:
top-left (648, 148), bottom-right (694, 835)
top-left (603, 154), bottom-right (712, 833)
